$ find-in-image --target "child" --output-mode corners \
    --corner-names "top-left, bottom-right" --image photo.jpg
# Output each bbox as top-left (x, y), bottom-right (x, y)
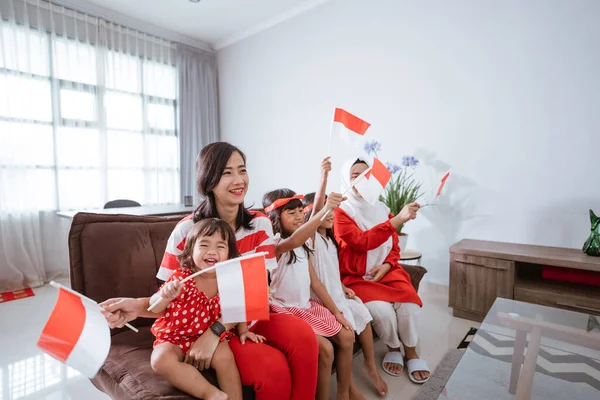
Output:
top-left (303, 160), bottom-right (388, 397)
top-left (263, 186), bottom-right (357, 400)
top-left (149, 218), bottom-right (265, 400)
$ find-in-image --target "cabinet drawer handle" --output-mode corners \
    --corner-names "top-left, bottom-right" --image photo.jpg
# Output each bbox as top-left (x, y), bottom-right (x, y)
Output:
top-left (556, 302), bottom-right (600, 314)
top-left (454, 260), bottom-right (510, 271)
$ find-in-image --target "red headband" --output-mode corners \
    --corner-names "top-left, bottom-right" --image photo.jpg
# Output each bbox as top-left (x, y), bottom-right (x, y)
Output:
top-left (302, 203), bottom-right (314, 214)
top-left (264, 194), bottom-right (304, 213)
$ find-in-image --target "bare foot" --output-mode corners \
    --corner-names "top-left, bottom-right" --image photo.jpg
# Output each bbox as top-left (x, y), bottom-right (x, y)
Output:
top-left (362, 362), bottom-right (388, 396)
top-left (349, 380), bottom-right (368, 400)
top-left (206, 389), bottom-right (228, 400)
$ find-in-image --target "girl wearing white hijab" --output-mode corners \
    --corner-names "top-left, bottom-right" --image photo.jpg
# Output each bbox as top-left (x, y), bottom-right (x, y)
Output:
top-left (333, 158), bottom-right (430, 384)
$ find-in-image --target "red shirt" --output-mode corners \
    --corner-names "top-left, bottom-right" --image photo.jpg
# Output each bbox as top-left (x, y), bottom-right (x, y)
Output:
top-left (333, 208), bottom-right (422, 306)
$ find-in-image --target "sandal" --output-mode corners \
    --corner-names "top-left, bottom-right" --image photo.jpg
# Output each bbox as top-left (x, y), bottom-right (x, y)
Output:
top-left (406, 358), bottom-right (430, 384)
top-left (381, 351), bottom-right (404, 377)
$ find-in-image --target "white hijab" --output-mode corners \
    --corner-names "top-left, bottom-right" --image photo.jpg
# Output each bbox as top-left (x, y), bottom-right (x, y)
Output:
top-left (340, 158), bottom-right (394, 273)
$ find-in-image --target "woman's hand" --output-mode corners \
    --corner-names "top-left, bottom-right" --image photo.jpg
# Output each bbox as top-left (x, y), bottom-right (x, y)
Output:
top-left (100, 298), bottom-right (144, 328)
top-left (364, 263), bottom-right (391, 282)
top-left (239, 331), bottom-right (266, 344)
top-left (160, 280), bottom-right (182, 301)
top-left (342, 286), bottom-right (356, 299)
top-left (335, 312), bottom-right (353, 331)
top-left (185, 331), bottom-right (220, 370)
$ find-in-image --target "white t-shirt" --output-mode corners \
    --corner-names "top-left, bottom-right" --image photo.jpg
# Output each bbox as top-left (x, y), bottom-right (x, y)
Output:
top-left (269, 237), bottom-right (311, 309)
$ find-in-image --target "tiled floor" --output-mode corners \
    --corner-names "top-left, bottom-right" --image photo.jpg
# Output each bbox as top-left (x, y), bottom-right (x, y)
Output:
top-left (0, 281), bottom-right (476, 400)
top-left (331, 283), bottom-right (477, 400)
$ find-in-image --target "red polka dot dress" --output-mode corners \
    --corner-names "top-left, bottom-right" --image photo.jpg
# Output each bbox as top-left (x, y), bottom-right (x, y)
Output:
top-left (151, 269), bottom-right (230, 354)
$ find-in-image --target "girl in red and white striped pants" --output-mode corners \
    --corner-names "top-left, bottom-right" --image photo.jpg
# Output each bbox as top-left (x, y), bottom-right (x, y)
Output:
top-left (262, 188), bottom-right (360, 400)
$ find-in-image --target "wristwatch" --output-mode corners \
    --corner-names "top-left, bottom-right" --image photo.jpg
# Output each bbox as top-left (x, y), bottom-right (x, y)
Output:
top-left (210, 321), bottom-right (227, 339)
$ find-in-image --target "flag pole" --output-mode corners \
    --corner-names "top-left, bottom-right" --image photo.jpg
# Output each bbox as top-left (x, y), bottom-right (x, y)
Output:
top-left (147, 252), bottom-right (269, 311)
top-left (327, 107), bottom-right (336, 156)
top-left (50, 281), bottom-right (139, 333)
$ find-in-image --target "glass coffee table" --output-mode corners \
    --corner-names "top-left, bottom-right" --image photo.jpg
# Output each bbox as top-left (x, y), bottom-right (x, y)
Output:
top-left (439, 298), bottom-right (600, 400)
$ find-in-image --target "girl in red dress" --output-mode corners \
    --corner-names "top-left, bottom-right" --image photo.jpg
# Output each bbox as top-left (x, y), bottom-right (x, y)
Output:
top-left (149, 218), bottom-right (265, 400)
top-left (263, 188), bottom-right (358, 400)
top-left (333, 158), bottom-right (430, 384)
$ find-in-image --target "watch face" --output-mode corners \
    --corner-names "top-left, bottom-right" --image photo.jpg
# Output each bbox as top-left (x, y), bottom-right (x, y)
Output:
top-left (211, 321), bottom-right (225, 335)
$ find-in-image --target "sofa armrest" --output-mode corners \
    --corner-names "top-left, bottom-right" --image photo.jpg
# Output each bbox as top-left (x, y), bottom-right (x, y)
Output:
top-left (400, 264), bottom-right (427, 292)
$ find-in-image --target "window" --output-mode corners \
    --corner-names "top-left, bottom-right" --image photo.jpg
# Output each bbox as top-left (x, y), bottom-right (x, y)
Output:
top-left (0, 23), bottom-right (179, 211)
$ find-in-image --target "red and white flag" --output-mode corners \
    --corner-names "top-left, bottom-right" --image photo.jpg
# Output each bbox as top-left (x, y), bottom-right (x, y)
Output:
top-left (216, 253), bottom-right (270, 324)
top-left (421, 171), bottom-right (451, 206)
top-left (331, 108), bottom-right (371, 148)
top-left (435, 172), bottom-right (450, 197)
top-left (353, 157), bottom-right (392, 204)
top-left (37, 284), bottom-right (110, 378)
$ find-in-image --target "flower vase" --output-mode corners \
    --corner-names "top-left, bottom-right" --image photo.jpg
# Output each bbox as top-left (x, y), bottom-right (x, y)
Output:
top-left (399, 233), bottom-right (409, 253)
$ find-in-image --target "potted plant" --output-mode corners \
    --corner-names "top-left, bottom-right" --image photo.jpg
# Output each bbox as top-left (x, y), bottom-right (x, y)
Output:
top-left (364, 141), bottom-right (423, 252)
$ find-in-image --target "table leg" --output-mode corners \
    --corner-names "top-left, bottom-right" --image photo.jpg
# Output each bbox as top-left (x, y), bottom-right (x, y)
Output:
top-left (509, 329), bottom-right (527, 394)
top-left (516, 315), bottom-right (543, 400)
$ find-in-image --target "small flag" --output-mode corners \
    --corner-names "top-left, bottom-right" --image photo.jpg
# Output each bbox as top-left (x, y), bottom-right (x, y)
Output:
top-left (436, 172), bottom-right (450, 197)
top-left (0, 287), bottom-right (35, 303)
top-left (216, 253), bottom-right (270, 324)
top-left (332, 108), bottom-right (371, 148)
top-left (37, 286), bottom-right (110, 378)
top-left (353, 158), bottom-right (392, 204)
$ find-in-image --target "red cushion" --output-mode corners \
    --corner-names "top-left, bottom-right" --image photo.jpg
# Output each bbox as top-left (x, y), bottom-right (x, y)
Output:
top-left (542, 266), bottom-right (600, 287)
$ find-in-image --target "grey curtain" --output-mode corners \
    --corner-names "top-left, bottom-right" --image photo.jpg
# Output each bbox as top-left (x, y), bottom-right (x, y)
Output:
top-left (177, 44), bottom-right (220, 204)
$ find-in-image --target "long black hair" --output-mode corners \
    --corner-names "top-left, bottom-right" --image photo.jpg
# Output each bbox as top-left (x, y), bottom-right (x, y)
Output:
top-left (263, 188), bottom-right (313, 265)
top-left (193, 142), bottom-right (254, 231)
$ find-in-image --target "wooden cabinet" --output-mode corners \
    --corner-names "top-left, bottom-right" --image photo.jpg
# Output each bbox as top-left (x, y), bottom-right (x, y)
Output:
top-left (449, 254), bottom-right (514, 320)
top-left (449, 239), bottom-right (600, 322)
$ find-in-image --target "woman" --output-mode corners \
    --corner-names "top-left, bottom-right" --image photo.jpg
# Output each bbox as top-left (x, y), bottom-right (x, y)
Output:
top-left (333, 158), bottom-right (430, 384)
top-left (101, 142), bottom-right (319, 400)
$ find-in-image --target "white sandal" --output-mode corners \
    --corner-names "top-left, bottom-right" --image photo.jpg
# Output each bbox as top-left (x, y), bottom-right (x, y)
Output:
top-left (381, 351), bottom-right (404, 377)
top-left (406, 358), bottom-right (430, 384)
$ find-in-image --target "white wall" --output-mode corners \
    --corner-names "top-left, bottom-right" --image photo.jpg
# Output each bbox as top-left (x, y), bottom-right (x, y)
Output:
top-left (217, 0), bottom-right (600, 285)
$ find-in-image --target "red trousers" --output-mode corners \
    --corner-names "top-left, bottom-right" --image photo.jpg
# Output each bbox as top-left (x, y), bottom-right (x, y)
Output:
top-left (229, 313), bottom-right (318, 400)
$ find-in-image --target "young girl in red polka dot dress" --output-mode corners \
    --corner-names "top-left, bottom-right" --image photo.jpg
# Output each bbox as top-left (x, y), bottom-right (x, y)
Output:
top-left (149, 218), bottom-right (265, 400)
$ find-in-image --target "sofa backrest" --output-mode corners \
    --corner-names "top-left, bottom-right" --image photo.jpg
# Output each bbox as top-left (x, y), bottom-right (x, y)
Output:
top-left (68, 212), bottom-right (185, 330)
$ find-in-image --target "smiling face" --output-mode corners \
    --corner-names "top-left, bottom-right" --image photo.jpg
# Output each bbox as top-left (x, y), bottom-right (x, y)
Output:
top-left (179, 218), bottom-right (240, 274)
top-left (280, 205), bottom-right (305, 235)
top-left (191, 231), bottom-right (229, 276)
top-left (319, 211), bottom-right (334, 229)
top-left (211, 151), bottom-right (249, 207)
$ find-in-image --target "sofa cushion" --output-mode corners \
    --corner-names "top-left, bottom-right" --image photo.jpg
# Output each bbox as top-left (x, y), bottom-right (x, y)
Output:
top-left (69, 213), bottom-right (182, 332)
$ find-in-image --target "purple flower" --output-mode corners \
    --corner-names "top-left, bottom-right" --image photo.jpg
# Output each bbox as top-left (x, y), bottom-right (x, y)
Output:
top-left (385, 162), bottom-right (401, 174)
top-left (402, 155), bottom-right (419, 167)
top-left (363, 140), bottom-right (382, 156)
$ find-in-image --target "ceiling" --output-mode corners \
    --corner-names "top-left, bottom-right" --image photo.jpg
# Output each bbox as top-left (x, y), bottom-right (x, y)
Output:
top-left (61, 0), bottom-right (329, 50)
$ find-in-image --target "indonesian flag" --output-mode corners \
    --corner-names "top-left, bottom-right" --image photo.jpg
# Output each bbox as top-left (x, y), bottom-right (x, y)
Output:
top-left (332, 108), bottom-right (371, 148)
top-left (435, 172), bottom-right (450, 197)
top-left (37, 285), bottom-right (110, 378)
top-left (353, 158), bottom-right (392, 204)
top-left (216, 253), bottom-right (270, 324)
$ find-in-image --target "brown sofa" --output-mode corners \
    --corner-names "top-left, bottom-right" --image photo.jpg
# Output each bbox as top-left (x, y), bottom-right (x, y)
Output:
top-left (68, 212), bottom-right (427, 400)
